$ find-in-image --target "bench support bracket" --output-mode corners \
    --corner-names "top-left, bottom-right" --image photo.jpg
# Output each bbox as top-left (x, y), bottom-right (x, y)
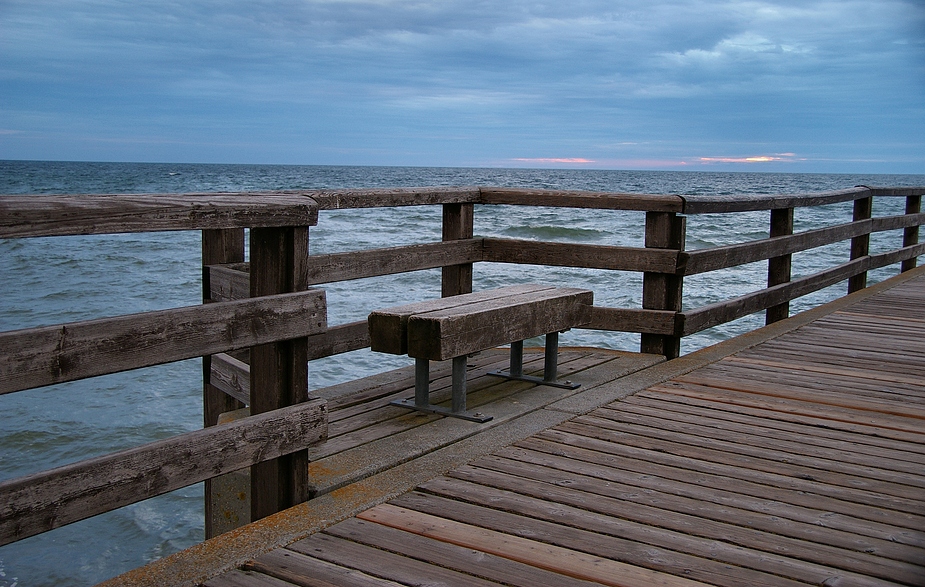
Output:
top-left (391, 357), bottom-right (493, 423)
top-left (488, 332), bottom-right (581, 390)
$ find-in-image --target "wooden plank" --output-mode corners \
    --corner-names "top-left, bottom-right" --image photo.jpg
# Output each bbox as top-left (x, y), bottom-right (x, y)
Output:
top-left (766, 207), bottom-right (794, 323)
top-left (586, 306), bottom-right (677, 335)
top-left (641, 211), bottom-right (684, 358)
top-left (0, 193), bottom-right (318, 238)
top-left (680, 258), bottom-right (868, 335)
top-left (210, 352), bottom-right (251, 405)
top-left (420, 473), bottom-right (924, 586)
top-left (620, 392), bottom-right (925, 463)
top-left (681, 187), bottom-right (870, 214)
top-left (208, 263), bottom-right (250, 302)
top-left (0, 289), bottom-right (326, 395)
top-left (477, 187), bottom-right (684, 212)
top-left (203, 569), bottom-right (302, 587)
top-left (358, 503), bottom-right (711, 587)
top-left (442, 203), bottom-right (474, 297)
top-left (309, 186), bottom-right (480, 210)
top-left (583, 410), bottom-right (925, 498)
top-left (368, 284), bottom-right (553, 355)
top-left (325, 517), bottom-right (606, 587)
top-left (515, 435), bottom-right (925, 547)
top-left (406, 287), bottom-right (593, 361)
top-left (482, 238), bottom-right (679, 273)
top-left (902, 195), bottom-right (921, 272)
top-left (307, 239), bottom-right (482, 286)
top-left (246, 548), bottom-right (407, 587)
top-left (458, 456), bottom-right (925, 566)
top-left (249, 226), bottom-right (311, 521)
top-left (289, 532), bottom-right (507, 587)
top-left (532, 426), bottom-right (925, 530)
top-left (0, 397), bottom-right (326, 546)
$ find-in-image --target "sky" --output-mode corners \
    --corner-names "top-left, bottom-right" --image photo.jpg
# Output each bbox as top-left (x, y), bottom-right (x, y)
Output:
top-left (1, 0), bottom-right (923, 172)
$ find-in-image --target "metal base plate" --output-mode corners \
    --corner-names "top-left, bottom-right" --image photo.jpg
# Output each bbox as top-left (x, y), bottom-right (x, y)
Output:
top-left (390, 398), bottom-right (493, 423)
top-left (487, 371), bottom-right (581, 390)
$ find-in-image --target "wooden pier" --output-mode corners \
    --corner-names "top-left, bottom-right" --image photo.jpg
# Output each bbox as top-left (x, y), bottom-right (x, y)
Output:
top-left (117, 265), bottom-right (925, 587)
top-left (1, 185), bottom-right (923, 586)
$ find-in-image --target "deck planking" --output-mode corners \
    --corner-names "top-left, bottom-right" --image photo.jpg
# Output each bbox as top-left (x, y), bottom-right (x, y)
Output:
top-left (197, 271), bottom-right (925, 587)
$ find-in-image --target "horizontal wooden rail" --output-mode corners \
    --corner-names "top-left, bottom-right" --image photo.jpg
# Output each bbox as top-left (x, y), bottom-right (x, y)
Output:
top-left (680, 187), bottom-right (871, 214)
top-left (0, 193), bottom-right (319, 238)
top-left (0, 398), bottom-right (327, 546)
top-left (482, 238), bottom-right (679, 273)
top-left (680, 258), bottom-right (869, 335)
top-left (310, 187), bottom-right (480, 210)
top-left (0, 290), bottom-right (326, 394)
top-left (306, 240), bottom-right (482, 285)
top-left (478, 188), bottom-right (684, 212)
top-left (585, 307), bottom-right (677, 335)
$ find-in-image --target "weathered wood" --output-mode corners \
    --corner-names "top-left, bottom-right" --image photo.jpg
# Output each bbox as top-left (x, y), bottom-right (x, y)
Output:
top-left (680, 259), bottom-right (868, 335)
top-left (0, 398), bottom-right (326, 547)
top-left (641, 212), bottom-right (684, 358)
top-left (404, 287), bottom-right (594, 361)
top-left (309, 186), bottom-right (480, 210)
top-left (681, 187), bottom-right (871, 214)
top-left (369, 284), bottom-right (554, 355)
top-left (766, 207), bottom-right (794, 323)
top-left (208, 263), bottom-right (251, 302)
top-left (441, 203), bottom-right (475, 297)
top-left (482, 238), bottom-right (679, 273)
top-left (203, 228), bottom-right (246, 539)
top-left (209, 321), bottom-right (373, 404)
top-left (247, 548), bottom-right (409, 587)
top-left (902, 195), bottom-right (922, 272)
top-left (249, 227), bottom-right (312, 521)
top-left (849, 196), bottom-right (873, 293)
top-left (0, 290), bottom-right (327, 395)
top-left (358, 504), bottom-right (710, 587)
top-left (683, 220), bottom-right (871, 275)
top-left (587, 306), bottom-right (677, 335)
top-left (478, 187), bottom-right (684, 212)
top-left (0, 193), bottom-right (318, 238)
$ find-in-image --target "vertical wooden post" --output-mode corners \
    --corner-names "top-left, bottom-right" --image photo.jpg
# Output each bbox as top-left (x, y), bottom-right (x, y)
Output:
top-left (202, 228), bottom-right (245, 539)
top-left (442, 203), bottom-right (474, 297)
top-left (902, 195), bottom-right (921, 273)
top-left (249, 226), bottom-right (310, 522)
top-left (641, 212), bottom-right (685, 359)
top-left (766, 207), bottom-right (794, 324)
top-left (849, 195), bottom-right (873, 293)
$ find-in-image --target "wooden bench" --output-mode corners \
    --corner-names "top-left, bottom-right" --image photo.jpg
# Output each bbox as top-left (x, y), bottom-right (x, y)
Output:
top-left (368, 284), bottom-right (593, 422)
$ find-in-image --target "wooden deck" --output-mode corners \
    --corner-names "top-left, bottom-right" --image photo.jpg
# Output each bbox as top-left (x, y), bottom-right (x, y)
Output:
top-left (126, 269), bottom-right (925, 587)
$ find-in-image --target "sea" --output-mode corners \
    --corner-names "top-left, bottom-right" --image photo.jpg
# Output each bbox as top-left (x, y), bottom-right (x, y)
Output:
top-left (1, 160), bottom-right (923, 587)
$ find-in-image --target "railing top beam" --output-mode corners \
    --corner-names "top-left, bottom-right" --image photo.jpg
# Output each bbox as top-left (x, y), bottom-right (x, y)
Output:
top-left (0, 192), bottom-right (319, 238)
top-left (679, 186), bottom-right (875, 214)
top-left (478, 187), bottom-right (684, 212)
top-left (309, 186), bottom-right (481, 210)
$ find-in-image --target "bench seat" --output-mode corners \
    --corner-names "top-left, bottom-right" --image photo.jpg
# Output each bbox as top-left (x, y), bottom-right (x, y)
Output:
top-left (368, 284), bottom-right (593, 421)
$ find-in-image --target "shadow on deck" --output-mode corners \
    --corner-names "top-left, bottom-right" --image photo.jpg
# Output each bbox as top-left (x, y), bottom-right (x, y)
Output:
top-left (109, 267), bottom-right (925, 587)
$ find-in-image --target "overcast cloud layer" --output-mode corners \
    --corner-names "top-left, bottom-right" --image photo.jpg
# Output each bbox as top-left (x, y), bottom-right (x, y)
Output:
top-left (1, 1), bottom-right (923, 171)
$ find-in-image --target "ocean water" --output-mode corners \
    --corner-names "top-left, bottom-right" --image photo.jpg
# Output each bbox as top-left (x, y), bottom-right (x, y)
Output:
top-left (1, 160), bottom-right (923, 586)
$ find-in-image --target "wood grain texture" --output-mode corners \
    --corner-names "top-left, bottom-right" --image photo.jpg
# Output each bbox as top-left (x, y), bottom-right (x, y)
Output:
top-left (482, 238), bottom-right (679, 273)
top-left (0, 398), bottom-right (326, 546)
top-left (405, 287), bottom-right (593, 361)
top-left (0, 289), bottom-right (327, 394)
top-left (0, 193), bottom-right (318, 238)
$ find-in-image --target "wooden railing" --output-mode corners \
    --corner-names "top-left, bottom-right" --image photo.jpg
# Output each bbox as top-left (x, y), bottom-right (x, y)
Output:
top-left (0, 193), bottom-right (329, 546)
top-left (0, 184), bottom-right (922, 546)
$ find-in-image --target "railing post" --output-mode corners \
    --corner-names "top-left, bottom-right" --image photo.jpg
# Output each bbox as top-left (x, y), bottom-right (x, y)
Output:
top-left (249, 226), bottom-right (311, 521)
top-left (442, 203), bottom-right (474, 297)
top-left (202, 228), bottom-right (245, 539)
top-left (766, 207), bottom-right (794, 324)
top-left (641, 211), bottom-right (685, 359)
top-left (848, 195), bottom-right (873, 293)
top-left (902, 195), bottom-right (921, 273)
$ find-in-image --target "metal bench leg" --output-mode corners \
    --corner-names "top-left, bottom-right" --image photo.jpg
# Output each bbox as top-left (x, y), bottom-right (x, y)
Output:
top-left (488, 332), bottom-right (580, 390)
top-left (414, 358), bottom-right (430, 408)
top-left (391, 356), bottom-right (492, 423)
